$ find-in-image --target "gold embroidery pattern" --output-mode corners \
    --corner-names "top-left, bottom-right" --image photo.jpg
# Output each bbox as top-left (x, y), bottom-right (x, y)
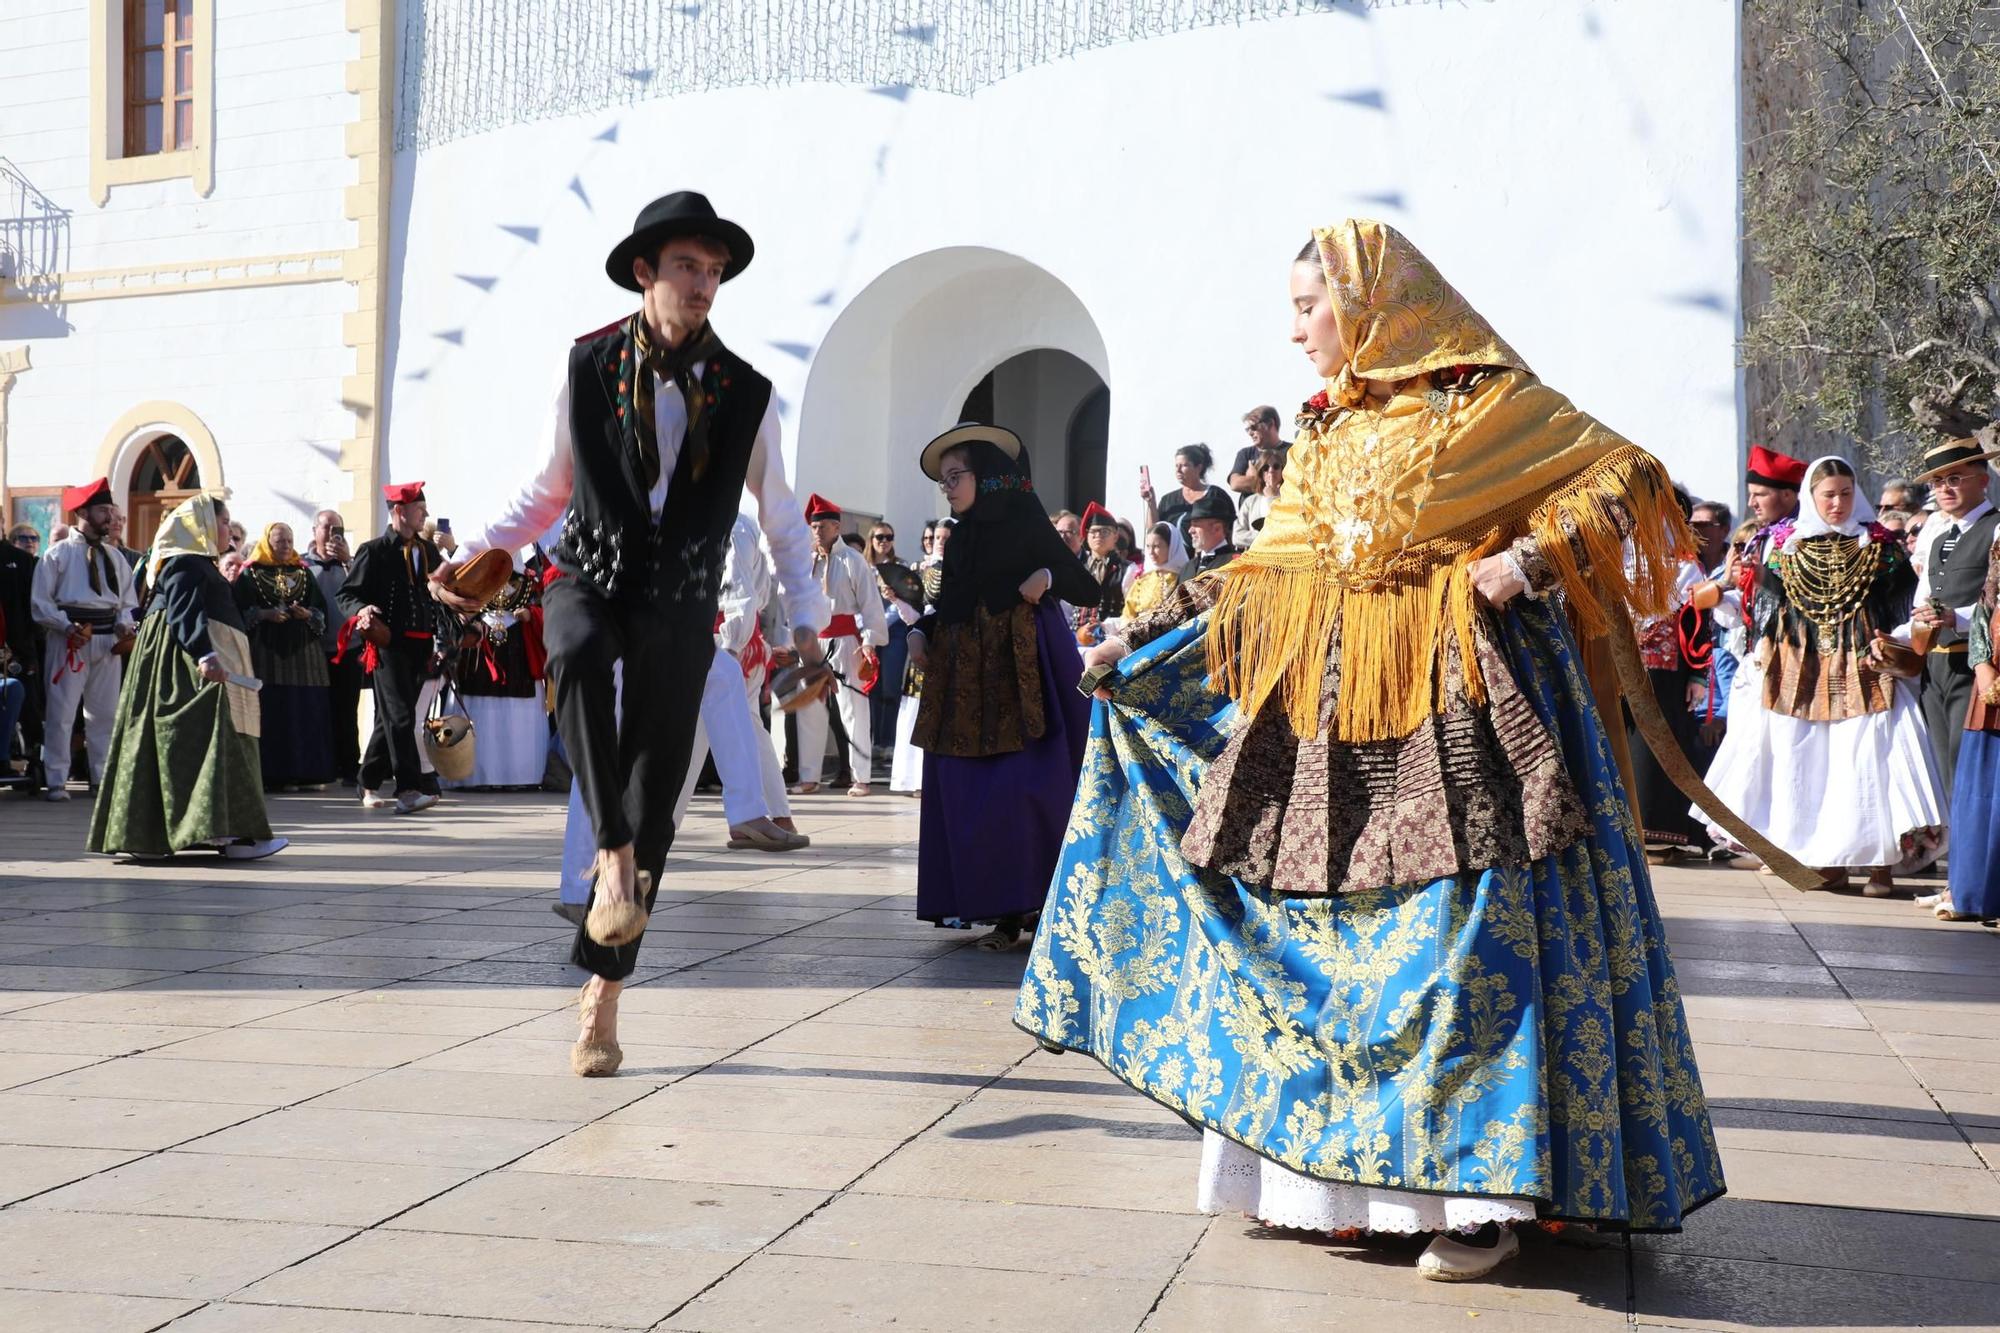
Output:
top-left (1016, 606), bottom-right (1724, 1230)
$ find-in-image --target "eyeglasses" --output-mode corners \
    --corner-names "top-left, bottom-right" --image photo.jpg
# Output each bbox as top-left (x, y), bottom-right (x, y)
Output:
top-left (1690, 518), bottom-right (1726, 528)
top-left (937, 469), bottom-right (971, 492)
top-left (1931, 474), bottom-right (1979, 489)
top-left (871, 534), bottom-right (894, 542)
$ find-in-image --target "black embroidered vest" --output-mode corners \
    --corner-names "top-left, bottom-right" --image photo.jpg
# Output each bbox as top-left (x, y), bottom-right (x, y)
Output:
top-left (554, 323), bottom-right (772, 608)
top-left (1927, 508), bottom-right (2000, 648)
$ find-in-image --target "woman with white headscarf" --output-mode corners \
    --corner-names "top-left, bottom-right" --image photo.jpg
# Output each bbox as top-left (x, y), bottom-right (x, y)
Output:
top-left (1114, 520), bottom-right (1187, 623)
top-left (88, 494), bottom-right (286, 860)
top-left (1696, 455), bottom-right (1943, 893)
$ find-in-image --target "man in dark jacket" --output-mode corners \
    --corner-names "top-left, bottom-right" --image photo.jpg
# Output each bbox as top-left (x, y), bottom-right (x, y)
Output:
top-left (337, 483), bottom-right (443, 814)
top-left (1185, 489), bottom-right (1240, 577)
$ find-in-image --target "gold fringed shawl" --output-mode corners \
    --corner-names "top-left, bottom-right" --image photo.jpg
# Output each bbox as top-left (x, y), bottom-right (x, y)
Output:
top-left (1204, 220), bottom-right (1695, 743)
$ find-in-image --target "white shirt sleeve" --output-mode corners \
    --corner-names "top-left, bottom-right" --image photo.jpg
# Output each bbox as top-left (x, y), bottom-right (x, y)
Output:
top-left (745, 398), bottom-right (830, 636)
top-left (716, 518), bottom-right (766, 654)
top-left (856, 551), bottom-right (890, 647)
top-left (30, 544), bottom-right (66, 633)
top-left (460, 374), bottom-right (575, 561)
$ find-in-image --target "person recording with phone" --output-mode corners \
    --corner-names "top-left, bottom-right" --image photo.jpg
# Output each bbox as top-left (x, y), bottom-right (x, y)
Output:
top-left (1139, 445), bottom-right (1234, 554)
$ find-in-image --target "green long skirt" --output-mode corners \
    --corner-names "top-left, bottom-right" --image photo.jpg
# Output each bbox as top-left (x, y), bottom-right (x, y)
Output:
top-left (88, 615), bottom-right (271, 856)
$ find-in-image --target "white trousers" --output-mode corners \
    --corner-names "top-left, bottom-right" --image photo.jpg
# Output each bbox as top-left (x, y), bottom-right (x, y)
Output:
top-left (673, 650), bottom-right (788, 828)
top-left (781, 635), bottom-right (872, 786)
top-left (42, 631), bottom-right (122, 788)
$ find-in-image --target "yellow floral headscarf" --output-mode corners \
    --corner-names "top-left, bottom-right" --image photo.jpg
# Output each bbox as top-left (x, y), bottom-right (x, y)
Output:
top-left (248, 521), bottom-right (303, 568)
top-left (1206, 219), bottom-right (1694, 742)
top-left (148, 493), bottom-right (226, 580)
top-left (1318, 218), bottom-right (1529, 408)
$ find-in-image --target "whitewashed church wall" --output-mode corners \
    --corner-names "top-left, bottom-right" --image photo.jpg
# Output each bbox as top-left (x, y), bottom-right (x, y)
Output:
top-left (5, 281), bottom-right (357, 527)
top-left (387, 1), bottom-right (1739, 545)
top-left (0, 1), bottom-right (359, 519)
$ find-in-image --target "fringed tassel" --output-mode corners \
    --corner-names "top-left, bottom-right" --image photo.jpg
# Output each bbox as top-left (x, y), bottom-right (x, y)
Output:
top-left (1524, 444), bottom-right (1696, 637)
top-left (1206, 442), bottom-right (1696, 744)
top-left (1330, 560), bottom-right (1461, 742)
top-left (1206, 559), bottom-right (1346, 741)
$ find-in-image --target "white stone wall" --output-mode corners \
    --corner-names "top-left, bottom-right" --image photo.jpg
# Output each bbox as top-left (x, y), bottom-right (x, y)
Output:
top-left (0, 1), bottom-right (359, 533)
top-left (389, 1), bottom-right (1741, 550)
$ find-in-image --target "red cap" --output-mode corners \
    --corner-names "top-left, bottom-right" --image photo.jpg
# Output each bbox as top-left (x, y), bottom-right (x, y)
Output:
top-left (1080, 501), bottom-right (1118, 529)
top-left (1746, 446), bottom-right (1806, 489)
top-left (383, 481), bottom-right (427, 505)
top-left (61, 477), bottom-right (112, 514)
top-left (804, 493), bottom-right (841, 523)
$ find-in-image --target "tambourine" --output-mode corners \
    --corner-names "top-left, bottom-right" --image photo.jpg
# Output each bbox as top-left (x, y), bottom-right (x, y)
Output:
top-left (770, 662), bottom-right (835, 713)
top-left (877, 562), bottom-right (923, 609)
top-left (435, 548), bottom-right (515, 611)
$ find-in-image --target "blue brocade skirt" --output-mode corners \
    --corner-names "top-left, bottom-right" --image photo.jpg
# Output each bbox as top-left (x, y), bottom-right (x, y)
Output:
top-left (1014, 601), bottom-right (1725, 1232)
top-left (1947, 729), bottom-right (2000, 920)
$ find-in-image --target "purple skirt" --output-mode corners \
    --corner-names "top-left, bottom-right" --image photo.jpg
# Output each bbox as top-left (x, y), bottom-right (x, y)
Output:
top-left (917, 600), bottom-right (1090, 925)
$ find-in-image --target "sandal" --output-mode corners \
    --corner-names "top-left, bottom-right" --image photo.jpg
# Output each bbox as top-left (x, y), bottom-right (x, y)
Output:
top-left (847, 783), bottom-right (873, 797)
top-left (974, 923), bottom-right (1023, 952)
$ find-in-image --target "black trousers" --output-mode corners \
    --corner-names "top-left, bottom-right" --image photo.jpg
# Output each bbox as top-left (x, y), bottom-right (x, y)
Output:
top-left (543, 576), bottom-right (713, 981)
top-left (359, 640), bottom-right (429, 794)
top-left (1922, 651), bottom-right (1972, 804)
top-left (327, 650), bottom-right (367, 784)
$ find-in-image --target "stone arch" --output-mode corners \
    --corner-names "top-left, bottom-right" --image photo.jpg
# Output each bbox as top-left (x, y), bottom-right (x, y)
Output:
top-left (95, 400), bottom-right (224, 501)
top-left (796, 246), bottom-right (1109, 537)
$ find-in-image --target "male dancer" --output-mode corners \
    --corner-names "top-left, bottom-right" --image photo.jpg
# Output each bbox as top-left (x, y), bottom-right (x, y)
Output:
top-left (442, 192), bottom-right (826, 1076)
top-left (30, 478), bottom-right (137, 799)
top-left (783, 494), bottom-right (886, 795)
top-left (338, 482), bottom-right (444, 814)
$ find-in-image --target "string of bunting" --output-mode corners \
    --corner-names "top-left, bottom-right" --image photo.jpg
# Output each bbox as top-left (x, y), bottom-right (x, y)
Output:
top-left (396, 0), bottom-right (1408, 151)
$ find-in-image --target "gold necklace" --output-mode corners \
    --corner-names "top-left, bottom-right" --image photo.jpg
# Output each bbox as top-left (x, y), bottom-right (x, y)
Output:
top-left (1781, 535), bottom-right (1881, 641)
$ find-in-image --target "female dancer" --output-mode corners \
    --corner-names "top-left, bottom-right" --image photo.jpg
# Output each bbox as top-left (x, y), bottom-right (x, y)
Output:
top-left (90, 495), bottom-right (285, 860)
top-left (1018, 220), bottom-right (1723, 1280)
top-left (909, 426), bottom-right (1095, 950)
top-left (1699, 457), bottom-right (1943, 894)
top-left (446, 560), bottom-right (550, 789)
top-left (234, 522), bottom-right (334, 790)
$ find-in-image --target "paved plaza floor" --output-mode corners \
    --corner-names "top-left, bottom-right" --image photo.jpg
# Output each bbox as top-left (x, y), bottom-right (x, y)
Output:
top-left (0, 788), bottom-right (1996, 1331)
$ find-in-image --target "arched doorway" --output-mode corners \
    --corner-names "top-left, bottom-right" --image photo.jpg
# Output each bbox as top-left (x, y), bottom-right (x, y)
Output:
top-left (127, 435), bottom-right (200, 548)
top-left (797, 247), bottom-right (1109, 539)
top-left (957, 350), bottom-right (1108, 513)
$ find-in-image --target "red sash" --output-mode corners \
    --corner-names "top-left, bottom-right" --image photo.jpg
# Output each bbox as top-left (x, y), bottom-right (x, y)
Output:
top-left (821, 614), bottom-right (860, 639)
top-left (715, 610), bottom-right (770, 681)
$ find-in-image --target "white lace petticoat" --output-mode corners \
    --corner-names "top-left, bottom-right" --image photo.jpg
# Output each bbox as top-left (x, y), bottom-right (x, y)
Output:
top-left (1196, 1131), bottom-right (1539, 1236)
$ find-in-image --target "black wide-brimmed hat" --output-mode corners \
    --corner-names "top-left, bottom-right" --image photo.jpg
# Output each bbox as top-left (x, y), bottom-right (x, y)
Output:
top-left (604, 191), bottom-right (755, 292)
top-left (1913, 435), bottom-right (2000, 483)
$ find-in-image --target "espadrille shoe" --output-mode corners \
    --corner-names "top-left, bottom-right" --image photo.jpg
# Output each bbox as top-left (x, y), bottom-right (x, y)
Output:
top-left (571, 982), bottom-right (622, 1078)
top-left (585, 867), bottom-right (651, 948)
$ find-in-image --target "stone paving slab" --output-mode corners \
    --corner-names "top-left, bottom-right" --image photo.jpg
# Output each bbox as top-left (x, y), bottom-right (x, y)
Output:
top-left (0, 788), bottom-right (1995, 1329)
